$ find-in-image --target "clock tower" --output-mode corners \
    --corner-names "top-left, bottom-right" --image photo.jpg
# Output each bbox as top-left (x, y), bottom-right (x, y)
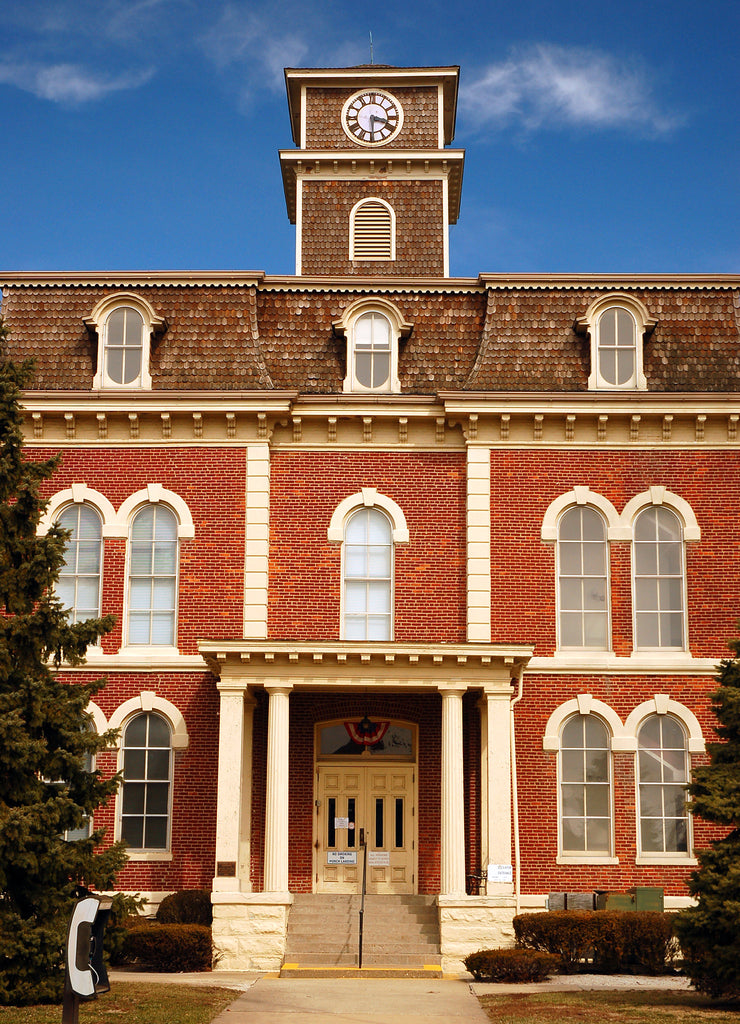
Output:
top-left (280, 65), bottom-right (464, 278)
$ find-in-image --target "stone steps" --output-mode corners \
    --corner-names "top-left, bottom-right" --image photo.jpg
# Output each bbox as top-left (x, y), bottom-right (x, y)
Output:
top-left (282, 894), bottom-right (442, 972)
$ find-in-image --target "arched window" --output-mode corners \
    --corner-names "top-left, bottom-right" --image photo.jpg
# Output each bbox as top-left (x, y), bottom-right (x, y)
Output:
top-left (557, 506), bottom-right (609, 649)
top-left (104, 306), bottom-right (145, 386)
top-left (56, 503), bottom-right (103, 623)
top-left (637, 714), bottom-right (690, 855)
top-left (559, 715), bottom-right (612, 856)
top-left (353, 311), bottom-right (392, 390)
top-left (343, 507), bottom-right (393, 640)
top-left (596, 306), bottom-right (637, 387)
top-left (350, 198), bottom-right (395, 261)
top-left (86, 293), bottom-right (164, 390)
top-left (120, 712), bottom-right (172, 851)
top-left (127, 504), bottom-right (178, 646)
top-left (633, 506), bottom-right (685, 650)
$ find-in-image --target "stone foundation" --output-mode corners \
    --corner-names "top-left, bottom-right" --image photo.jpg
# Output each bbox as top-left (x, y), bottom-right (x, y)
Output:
top-left (437, 895), bottom-right (516, 973)
top-left (212, 891), bottom-right (293, 971)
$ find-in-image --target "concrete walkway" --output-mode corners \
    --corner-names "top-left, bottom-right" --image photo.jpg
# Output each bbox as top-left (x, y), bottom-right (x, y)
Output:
top-left (209, 977), bottom-right (489, 1023)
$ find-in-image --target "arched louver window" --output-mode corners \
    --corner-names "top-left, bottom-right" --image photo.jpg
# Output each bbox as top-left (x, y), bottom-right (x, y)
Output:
top-left (351, 200), bottom-right (394, 261)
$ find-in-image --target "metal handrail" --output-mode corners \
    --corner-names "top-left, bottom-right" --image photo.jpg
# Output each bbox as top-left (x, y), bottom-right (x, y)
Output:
top-left (358, 833), bottom-right (367, 968)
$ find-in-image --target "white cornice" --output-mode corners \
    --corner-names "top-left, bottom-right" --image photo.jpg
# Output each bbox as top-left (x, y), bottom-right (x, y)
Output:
top-left (477, 273), bottom-right (740, 290)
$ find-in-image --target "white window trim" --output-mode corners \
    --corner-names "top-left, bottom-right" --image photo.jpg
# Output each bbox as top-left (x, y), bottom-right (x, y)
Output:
top-left (349, 197), bottom-right (396, 261)
top-left (85, 293), bottom-right (164, 390)
top-left (620, 487), bottom-right (701, 541)
top-left (110, 692), bottom-right (188, 860)
top-left (333, 297), bottom-right (411, 395)
top-left (39, 485), bottom-right (118, 537)
top-left (631, 706), bottom-right (696, 861)
top-left (544, 694), bottom-right (635, 752)
top-left (556, 710), bottom-right (615, 860)
top-left (576, 293), bottom-right (656, 392)
top-left (554, 505), bottom-right (612, 653)
top-left (629, 502), bottom-right (689, 653)
top-left (541, 487), bottom-right (621, 542)
top-left (327, 488), bottom-right (410, 545)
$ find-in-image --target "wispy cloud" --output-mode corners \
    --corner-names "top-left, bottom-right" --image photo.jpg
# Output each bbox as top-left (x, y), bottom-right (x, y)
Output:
top-left (201, 5), bottom-right (309, 93)
top-left (460, 44), bottom-right (680, 135)
top-left (0, 61), bottom-right (154, 104)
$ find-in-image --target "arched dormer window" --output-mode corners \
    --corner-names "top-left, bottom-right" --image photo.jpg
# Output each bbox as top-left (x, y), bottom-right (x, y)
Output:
top-left (576, 294), bottom-right (657, 391)
top-left (333, 298), bottom-right (411, 394)
top-left (85, 293), bottom-right (165, 390)
top-left (350, 198), bottom-right (395, 261)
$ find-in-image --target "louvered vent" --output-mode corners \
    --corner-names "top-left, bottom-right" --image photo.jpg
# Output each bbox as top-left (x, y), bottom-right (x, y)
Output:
top-left (352, 201), bottom-right (393, 260)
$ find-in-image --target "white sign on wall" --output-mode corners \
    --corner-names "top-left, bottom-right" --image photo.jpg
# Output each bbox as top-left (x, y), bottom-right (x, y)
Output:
top-left (487, 863), bottom-right (513, 882)
top-left (334, 817), bottom-right (349, 829)
top-left (368, 851), bottom-right (390, 866)
top-left (327, 852), bottom-right (357, 865)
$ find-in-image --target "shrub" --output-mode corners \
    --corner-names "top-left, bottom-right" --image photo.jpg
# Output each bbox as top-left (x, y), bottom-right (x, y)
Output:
top-left (156, 889), bottom-right (213, 926)
top-left (123, 923), bottom-right (214, 972)
top-left (105, 892), bottom-right (148, 966)
top-left (514, 910), bottom-right (679, 975)
top-left (514, 911), bottom-right (596, 973)
top-left (464, 947), bottom-right (559, 982)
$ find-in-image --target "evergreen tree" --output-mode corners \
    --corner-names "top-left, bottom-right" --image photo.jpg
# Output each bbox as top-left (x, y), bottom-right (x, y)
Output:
top-left (0, 350), bottom-right (126, 1005)
top-left (676, 630), bottom-right (740, 999)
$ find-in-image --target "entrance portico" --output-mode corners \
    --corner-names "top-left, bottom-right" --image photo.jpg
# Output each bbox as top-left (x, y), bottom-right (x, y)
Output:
top-left (201, 640), bottom-right (531, 971)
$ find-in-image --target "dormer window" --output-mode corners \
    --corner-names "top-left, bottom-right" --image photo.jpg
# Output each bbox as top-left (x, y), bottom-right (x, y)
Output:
top-left (333, 298), bottom-right (411, 394)
top-left (577, 294), bottom-right (656, 391)
top-left (85, 293), bottom-right (164, 390)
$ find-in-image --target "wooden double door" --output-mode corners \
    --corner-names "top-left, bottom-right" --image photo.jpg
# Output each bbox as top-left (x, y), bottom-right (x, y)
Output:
top-left (315, 763), bottom-right (416, 894)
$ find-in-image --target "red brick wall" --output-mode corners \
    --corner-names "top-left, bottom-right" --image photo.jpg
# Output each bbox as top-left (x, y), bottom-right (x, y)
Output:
top-left (65, 670), bottom-right (219, 892)
top-left (490, 449), bottom-right (740, 657)
top-left (37, 447), bottom-right (247, 654)
top-left (515, 673), bottom-right (721, 895)
top-left (268, 450), bottom-right (467, 642)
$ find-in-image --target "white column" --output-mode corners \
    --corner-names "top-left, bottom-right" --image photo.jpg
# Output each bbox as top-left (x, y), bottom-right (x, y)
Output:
top-left (480, 688), bottom-right (514, 893)
top-left (264, 685), bottom-right (292, 893)
top-left (467, 445), bottom-right (491, 642)
top-left (439, 686), bottom-right (466, 897)
top-left (214, 682), bottom-right (254, 892)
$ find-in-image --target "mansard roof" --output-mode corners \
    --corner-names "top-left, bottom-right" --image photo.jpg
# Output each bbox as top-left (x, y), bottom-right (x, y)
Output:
top-left (0, 271), bottom-right (738, 395)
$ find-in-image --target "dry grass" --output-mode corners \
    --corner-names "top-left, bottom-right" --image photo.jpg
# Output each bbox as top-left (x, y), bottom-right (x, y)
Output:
top-left (478, 991), bottom-right (740, 1024)
top-left (0, 982), bottom-right (237, 1024)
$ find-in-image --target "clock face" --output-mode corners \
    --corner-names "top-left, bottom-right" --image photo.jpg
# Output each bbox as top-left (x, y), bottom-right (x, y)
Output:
top-left (341, 90), bottom-right (403, 146)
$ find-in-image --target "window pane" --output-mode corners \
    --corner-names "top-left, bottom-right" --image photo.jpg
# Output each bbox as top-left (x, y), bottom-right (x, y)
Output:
top-left (586, 817), bottom-right (610, 852)
top-left (148, 715), bottom-right (170, 747)
top-left (661, 717), bottom-right (685, 750)
top-left (147, 749), bottom-right (170, 781)
top-left (108, 309), bottom-right (125, 346)
top-left (122, 782), bottom-right (146, 814)
top-left (150, 613), bottom-right (175, 645)
top-left (561, 718), bottom-right (584, 748)
top-left (144, 817), bottom-right (168, 849)
top-left (562, 819), bottom-right (585, 851)
top-left (560, 612), bottom-right (583, 647)
top-left (121, 348), bottom-right (142, 385)
top-left (639, 750), bottom-right (662, 783)
top-left (121, 817), bottom-right (144, 848)
top-left (584, 717), bottom-right (608, 747)
top-left (586, 750), bottom-right (608, 782)
top-left (583, 614), bottom-right (607, 648)
top-left (616, 349), bottom-right (634, 384)
top-left (123, 749), bottom-right (146, 779)
top-left (561, 784), bottom-right (585, 816)
top-left (371, 351), bottom-right (390, 388)
top-left (639, 785), bottom-right (664, 817)
top-left (366, 616), bottom-right (391, 640)
top-left (561, 750), bottom-right (584, 782)
top-left (586, 785), bottom-right (609, 817)
top-left (559, 579), bottom-right (582, 610)
top-left (145, 782), bottom-right (169, 814)
top-left (125, 715), bottom-right (147, 746)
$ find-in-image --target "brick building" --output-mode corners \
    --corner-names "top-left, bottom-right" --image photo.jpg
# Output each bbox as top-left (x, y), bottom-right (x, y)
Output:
top-left (1, 64), bottom-right (739, 971)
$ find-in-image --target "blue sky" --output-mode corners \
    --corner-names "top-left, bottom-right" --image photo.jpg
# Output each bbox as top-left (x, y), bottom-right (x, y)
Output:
top-left (1, 0), bottom-right (738, 277)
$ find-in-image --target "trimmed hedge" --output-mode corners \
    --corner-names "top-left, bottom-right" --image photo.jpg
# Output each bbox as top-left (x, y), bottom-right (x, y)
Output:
top-left (514, 910), bottom-right (679, 975)
top-left (465, 947), bottom-right (559, 983)
top-left (156, 889), bottom-right (213, 926)
top-left (123, 923), bottom-right (213, 972)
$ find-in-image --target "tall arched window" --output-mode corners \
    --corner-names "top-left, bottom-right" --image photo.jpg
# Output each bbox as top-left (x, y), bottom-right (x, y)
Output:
top-left (637, 714), bottom-right (690, 855)
top-left (633, 506), bottom-right (685, 649)
top-left (557, 506), bottom-right (609, 649)
top-left (343, 507), bottom-right (393, 640)
top-left (120, 712), bottom-right (172, 851)
top-left (559, 715), bottom-right (612, 856)
top-left (56, 503), bottom-right (103, 623)
top-left (127, 504), bottom-right (178, 646)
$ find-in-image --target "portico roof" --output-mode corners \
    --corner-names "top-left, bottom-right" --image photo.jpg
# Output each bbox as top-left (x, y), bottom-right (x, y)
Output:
top-left (199, 640), bottom-right (533, 692)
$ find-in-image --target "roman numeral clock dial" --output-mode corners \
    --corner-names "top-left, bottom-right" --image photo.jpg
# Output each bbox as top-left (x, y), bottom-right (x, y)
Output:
top-left (341, 89), bottom-right (403, 146)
